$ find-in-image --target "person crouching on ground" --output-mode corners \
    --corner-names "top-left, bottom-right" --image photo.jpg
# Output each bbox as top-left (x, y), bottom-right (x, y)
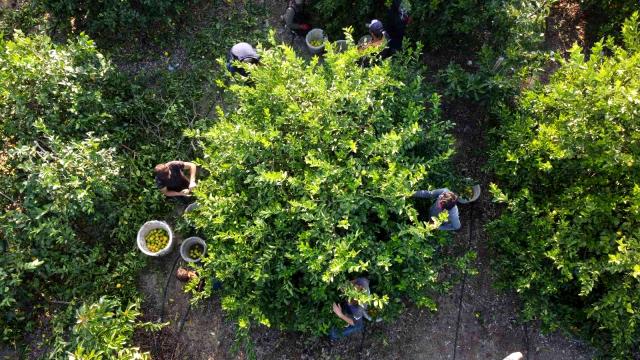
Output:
top-left (330, 277), bottom-right (370, 341)
top-left (226, 42), bottom-right (260, 77)
top-left (360, 19), bottom-right (387, 51)
top-left (154, 161), bottom-right (197, 203)
top-left (412, 188), bottom-right (461, 231)
top-left (357, 19), bottom-right (393, 67)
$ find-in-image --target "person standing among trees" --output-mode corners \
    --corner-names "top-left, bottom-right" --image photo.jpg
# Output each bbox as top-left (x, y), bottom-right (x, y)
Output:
top-left (282, 0), bottom-right (312, 35)
top-left (412, 188), bottom-right (461, 231)
top-left (226, 42), bottom-right (260, 77)
top-left (384, 0), bottom-right (409, 55)
top-left (329, 277), bottom-right (370, 341)
top-left (154, 161), bottom-right (197, 200)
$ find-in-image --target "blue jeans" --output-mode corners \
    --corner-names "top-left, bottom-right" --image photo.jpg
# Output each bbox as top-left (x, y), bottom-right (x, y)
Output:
top-left (329, 319), bottom-right (364, 340)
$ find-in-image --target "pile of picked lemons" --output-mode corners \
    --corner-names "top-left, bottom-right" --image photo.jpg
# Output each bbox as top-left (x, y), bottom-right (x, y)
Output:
top-left (309, 39), bottom-right (324, 47)
top-left (189, 244), bottom-right (204, 260)
top-left (145, 229), bottom-right (169, 253)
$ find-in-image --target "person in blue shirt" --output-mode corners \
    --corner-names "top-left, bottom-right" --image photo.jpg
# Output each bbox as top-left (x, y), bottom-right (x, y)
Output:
top-left (329, 277), bottom-right (370, 341)
top-left (412, 188), bottom-right (461, 231)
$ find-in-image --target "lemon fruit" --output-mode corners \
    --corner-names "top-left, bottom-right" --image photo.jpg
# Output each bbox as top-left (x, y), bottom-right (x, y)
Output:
top-left (189, 244), bottom-right (204, 260)
top-left (145, 229), bottom-right (169, 253)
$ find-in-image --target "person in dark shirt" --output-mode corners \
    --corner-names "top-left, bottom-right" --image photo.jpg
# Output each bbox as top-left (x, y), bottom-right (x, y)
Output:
top-left (329, 277), bottom-right (370, 341)
top-left (282, 0), bottom-right (311, 35)
top-left (412, 188), bottom-right (461, 231)
top-left (358, 1), bottom-right (409, 67)
top-left (226, 42), bottom-right (260, 77)
top-left (154, 161), bottom-right (197, 198)
top-left (384, 0), bottom-right (408, 54)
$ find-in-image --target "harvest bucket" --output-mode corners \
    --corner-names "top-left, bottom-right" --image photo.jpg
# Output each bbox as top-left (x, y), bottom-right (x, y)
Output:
top-left (137, 220), bottom-right (174, 257)
top-left (306, 28), bottom-right (326, 54)
top-left (184, 202), bottom-right (199, 214)
top-left (180, 237), bottom-right (207, 263)
top-left (334, 40), bottom-right (348, 53)
top-left (357, 35), bottom-right (372, 47)
top-left (457, 184), bottom-right (481, 204)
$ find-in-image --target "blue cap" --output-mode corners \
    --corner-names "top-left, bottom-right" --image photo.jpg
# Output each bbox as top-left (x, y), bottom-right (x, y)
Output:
top-left (368, 19), bottom-right (384, 37)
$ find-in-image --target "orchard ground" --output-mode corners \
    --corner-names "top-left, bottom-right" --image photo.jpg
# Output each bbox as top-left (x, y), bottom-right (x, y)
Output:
top-left (124, 1), bottom-right (598, 359)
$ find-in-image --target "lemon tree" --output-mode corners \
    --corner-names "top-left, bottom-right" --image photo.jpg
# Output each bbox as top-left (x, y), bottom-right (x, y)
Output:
top-left (187, 38), bottom-right (457, 335)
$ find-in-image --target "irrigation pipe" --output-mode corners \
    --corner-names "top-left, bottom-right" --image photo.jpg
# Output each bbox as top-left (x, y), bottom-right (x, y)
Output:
top-left (178, 302), bottom-right (192, 333)
top-left (160, 253), bottom-right (183, 322)
top-left (358, 321), bottom-right (367, 359)
top-left (522, 321), bottom-right (531, 360)
top-left (452, 205), bottom-right (475, 360)
top-left (0, 190), bottom-right (14, 203)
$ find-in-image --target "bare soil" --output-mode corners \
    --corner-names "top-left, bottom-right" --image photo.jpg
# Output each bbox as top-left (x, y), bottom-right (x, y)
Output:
top-left (542, 0), bottom-right (586, 82)
top-left (135, 2), bottom-right (597, 360)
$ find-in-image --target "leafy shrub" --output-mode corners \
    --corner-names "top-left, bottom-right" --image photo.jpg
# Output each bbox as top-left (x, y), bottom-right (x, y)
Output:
top-left (50, 297), bottom-right (162, 359)
top-left (313, 0), bottom-right (522, 50)
top-left (487, 13), bottom-right (640, 357)
top-left (187, 37), bottom-right (457, 336)
top-left (438, 1), bottom-right (552, 105)
top-left (313, 0), bottom-right (386, 39)
top-left (0, 31), bottom-right (191, 347)
top-left (581, 0), bottom-right (640, 41)
top-left (37, 0), bottom-right (193, 40)
top-left (0, 2), bottom-right (48, 38)
top-left (408, 0), bottom-right (508, 50)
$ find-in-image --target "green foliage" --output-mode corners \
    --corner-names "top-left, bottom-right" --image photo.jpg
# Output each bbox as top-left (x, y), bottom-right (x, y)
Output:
top-left (488, 13), bottom-right (640, 357)
top-left (0, 31), bottom-right (191, 347)
top-left (37, 0), bottom-right (193, 40)
top-left (313, 0), bottom-right (386, 39)
top-left (313, 0), bottom-right (533, 51)
top-left (408, 0), bottom-right (510, 50)
top-left (187, 36), bottom-right (456, 335)
top-left (50, 297), bottom-right (163, 359)
top-left (438, 1), bottom-right (552, 105)
top-left (581, 0), bottom-right (640, 41)
top-left (0, 2), bottom-right (48, 38)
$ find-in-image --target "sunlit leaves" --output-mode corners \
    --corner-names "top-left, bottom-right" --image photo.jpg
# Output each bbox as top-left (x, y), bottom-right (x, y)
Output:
top-left (489, 13), bottom-right (640, 357)
top-left (188, 40), bottom-right (454, 335)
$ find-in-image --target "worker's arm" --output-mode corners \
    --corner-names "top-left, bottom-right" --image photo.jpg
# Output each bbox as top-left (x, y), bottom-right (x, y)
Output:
top-left (413, 188), bottom-right (449, 199)
top-left (438, 206), bottom-right (461, 231)
top-left (159, 187), bottom-right (190, 197)
top-left (332, 303), bottom-right (355, 326)
top-left (183, 162), bottom-right (197, 190)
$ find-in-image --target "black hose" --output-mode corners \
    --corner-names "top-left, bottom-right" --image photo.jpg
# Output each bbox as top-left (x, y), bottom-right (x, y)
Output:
top-left (178, 302), bottom-right (192, 333)
top-left (358, 321), bottom-right (367, 359)
top-left (452, 205), bottom-right (475, 360)
top-left (160, 253), bottom-right (183, 322)
top-left (523, 321), bottom-right (531, 360)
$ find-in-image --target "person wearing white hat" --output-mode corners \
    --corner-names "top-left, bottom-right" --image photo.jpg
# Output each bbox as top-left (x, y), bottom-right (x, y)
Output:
top-left (226, 42), bottom-right (260, 77)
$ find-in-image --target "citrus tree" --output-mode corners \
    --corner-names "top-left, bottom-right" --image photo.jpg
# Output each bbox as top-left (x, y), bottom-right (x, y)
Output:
top-left (37, 0), bottom-right (193, 40)
top-left (0, 31), bottom-right (188, 347)
top-left (50, 297), bottom-right (162, 359)
top-left (488, 14), bottom-right (640, 357)
top-left (187, 37), bottom-right (456, 336)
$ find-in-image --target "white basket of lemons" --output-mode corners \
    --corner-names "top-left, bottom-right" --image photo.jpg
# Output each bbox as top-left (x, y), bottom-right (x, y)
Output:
top-left (137, 220), bottom-right (174, 257)
top-left (306, 28), bottom-right (327, 54)
top-left (180, 237), bottom-right (206, 263)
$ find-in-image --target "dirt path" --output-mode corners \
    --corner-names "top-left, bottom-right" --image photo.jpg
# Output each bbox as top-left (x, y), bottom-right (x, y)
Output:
top-left (136, 1), bottom-right (597, 359)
